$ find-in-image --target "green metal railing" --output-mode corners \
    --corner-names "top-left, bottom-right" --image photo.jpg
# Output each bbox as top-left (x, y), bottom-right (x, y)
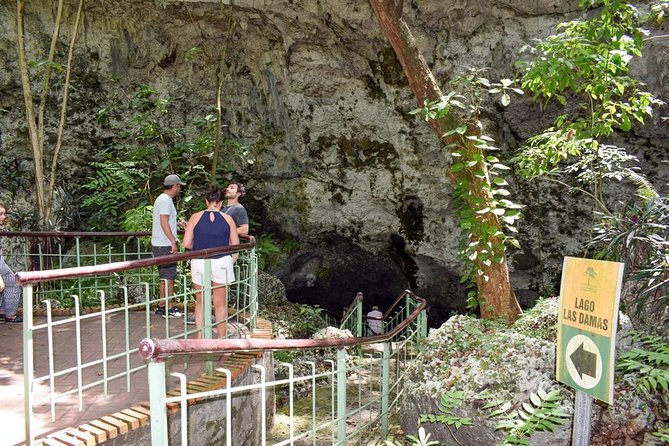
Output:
top-left (6, 231), bottom-right (258, 445)
top-left (6, 231), bottom-right (427, 445)
top-left (339, 291), bottom-right (364, 336)
top-left (140, 289), bottom-right (427, 446)
top-left (0, 231), bottom-right (160, 307)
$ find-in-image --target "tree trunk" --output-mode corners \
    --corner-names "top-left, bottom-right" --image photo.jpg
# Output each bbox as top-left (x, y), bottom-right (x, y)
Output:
top-left (369, 0), bottom-right (521, 323)
top-left (47, 0), bottom-right (85, 223)
top-left (16, 0), bottom-right (48, 227)
top-left (16, 0), bottom-right (82, 228)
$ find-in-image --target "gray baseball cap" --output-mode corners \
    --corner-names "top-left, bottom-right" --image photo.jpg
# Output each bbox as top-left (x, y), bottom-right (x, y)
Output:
top-left (164, 174), bottom-right (186, 186)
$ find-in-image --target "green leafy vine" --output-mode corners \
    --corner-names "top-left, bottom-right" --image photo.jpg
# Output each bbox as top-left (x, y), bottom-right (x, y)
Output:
top-left (410, 70), bottom-right (524, 310)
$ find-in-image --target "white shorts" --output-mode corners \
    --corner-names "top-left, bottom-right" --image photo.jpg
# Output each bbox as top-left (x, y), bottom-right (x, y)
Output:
top-left (191, 256), bottom-right (235, 286)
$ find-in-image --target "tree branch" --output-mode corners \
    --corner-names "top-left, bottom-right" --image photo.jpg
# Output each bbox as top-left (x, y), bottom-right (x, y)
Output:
top-left (38, 0), bottom-right (64, 153)
top-left (16, 0), bottom-right (47, 225)
top-left (47, 0), bottom-right (85, 225)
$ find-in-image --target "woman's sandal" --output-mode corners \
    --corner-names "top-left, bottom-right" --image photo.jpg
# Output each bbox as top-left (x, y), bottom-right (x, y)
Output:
top-left (5, 315), bottom-right (22, 323)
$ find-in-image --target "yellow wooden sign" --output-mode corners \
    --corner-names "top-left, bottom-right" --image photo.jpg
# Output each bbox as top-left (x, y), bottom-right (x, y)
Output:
top-left (559, 257), bottom-right (623, 337)
top-left (557, 256), bottom-right (624, 404)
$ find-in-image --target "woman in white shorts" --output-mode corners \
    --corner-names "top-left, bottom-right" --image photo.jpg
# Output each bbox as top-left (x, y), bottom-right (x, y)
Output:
top-left (183, 186), bottom-right (240, 337)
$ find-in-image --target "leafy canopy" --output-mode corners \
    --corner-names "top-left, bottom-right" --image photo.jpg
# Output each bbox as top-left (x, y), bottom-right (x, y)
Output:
top-left (514, 0), bottom-right (668, 320)
top-left (514, 0), bottom-right (664, 190)
top-left (83, 85), bottom-right (249, 231)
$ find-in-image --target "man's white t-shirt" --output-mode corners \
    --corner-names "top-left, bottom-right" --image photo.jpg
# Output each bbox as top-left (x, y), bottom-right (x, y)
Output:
top-left (151, 193), bottom-right (177, 246)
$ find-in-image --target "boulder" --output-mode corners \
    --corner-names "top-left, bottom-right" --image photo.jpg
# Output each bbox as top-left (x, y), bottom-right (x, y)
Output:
top-left (400, 298), bottom-right (667, 445)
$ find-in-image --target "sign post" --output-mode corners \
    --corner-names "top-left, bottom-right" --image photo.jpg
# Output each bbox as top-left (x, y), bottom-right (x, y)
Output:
top-left (556, 257), bottom-right (624, 444)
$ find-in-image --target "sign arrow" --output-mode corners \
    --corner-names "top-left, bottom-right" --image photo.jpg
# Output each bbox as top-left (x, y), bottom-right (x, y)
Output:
top-left (570, 342), bottom-right (597, 379)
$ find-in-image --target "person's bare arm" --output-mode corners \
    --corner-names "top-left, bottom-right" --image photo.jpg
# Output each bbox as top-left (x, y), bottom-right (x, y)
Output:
top-left (237, 223), bottom-right (249, 236)
top-left (182, 213), bottom-right (200, 250)
top-left (224, 214), bottom-right (240, 262)
top-left (160, 214), bottom-right (177, 253)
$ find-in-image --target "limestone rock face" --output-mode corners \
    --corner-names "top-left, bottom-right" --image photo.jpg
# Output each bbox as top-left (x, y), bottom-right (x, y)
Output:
top-left (1, 1), bottom-right (667, 324)
top-left (258, 270), bottom-right (288, 307)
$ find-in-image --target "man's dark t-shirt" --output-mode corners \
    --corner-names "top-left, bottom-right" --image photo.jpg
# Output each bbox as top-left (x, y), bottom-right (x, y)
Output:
top-left (223, 204), bottom-right (249, 229)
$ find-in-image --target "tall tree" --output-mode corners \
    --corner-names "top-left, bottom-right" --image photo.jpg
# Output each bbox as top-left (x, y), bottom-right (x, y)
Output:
top-left (16, 0), bottom-right (85, 228)
top-left (369, 0), bottom-right (521, 323)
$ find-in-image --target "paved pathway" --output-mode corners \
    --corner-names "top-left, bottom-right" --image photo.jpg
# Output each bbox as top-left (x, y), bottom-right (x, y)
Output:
top-left (0, 312), bottom-right (231, 446)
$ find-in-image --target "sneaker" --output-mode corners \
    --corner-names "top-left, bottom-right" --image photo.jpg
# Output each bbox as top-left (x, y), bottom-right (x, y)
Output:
top-left (163, 307), bottom-right (183, 319)
top-left (154, 306), bottom-right (166, 316)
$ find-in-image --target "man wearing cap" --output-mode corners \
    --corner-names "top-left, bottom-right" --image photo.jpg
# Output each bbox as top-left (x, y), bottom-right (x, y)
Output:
top-left (152, 174), bottom-right (185, 318)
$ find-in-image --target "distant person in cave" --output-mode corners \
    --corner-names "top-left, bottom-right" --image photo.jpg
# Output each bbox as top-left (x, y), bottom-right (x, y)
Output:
top-left (183, 185), bottom-right (239, 338)
top-left (0, 205), bottom-right (22, 323)
top-left (367, 305), bottom-right (383, 335)
top-left (223, 182), bottom-right (249, 236)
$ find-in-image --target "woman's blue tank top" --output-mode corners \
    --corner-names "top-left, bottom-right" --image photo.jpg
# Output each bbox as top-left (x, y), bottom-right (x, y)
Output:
top-left (192, 211), bottom-right (231, 258)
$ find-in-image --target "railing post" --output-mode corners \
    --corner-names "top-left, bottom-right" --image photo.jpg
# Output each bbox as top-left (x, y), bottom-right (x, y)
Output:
top-left (99, 291), bottom-right (109, 397)
top-left (356, 298), bottom-right (363, 337)
top-left (75, 237), bottom-right (81, 267)
top-left (23, 284), bottom-right (35, 446)
top-left (306, 361), bottom-right (317, 446)
top-left (421, 311), bottom-right (428, 341)
top-left (252, 365), bottom-right (267, 446)
top-left (202, 259), bottom-right (214, 375)
top-left (148, 360), bottom-right (169, 446)
top-left (336, 348), bottom-right (347, 446)
top-left (380, 341), bottom-right (391, 440)
top-left (251, 248), bottom-right (258, 330)
top-left (405, 294), bottom-right (411, 323)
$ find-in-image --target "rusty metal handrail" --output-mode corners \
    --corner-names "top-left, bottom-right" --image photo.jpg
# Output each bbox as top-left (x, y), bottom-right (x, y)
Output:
top-left (0, 230), bottom-right (153, 238)
top-left (15, 236), bottom-right (256, 285)
top-left (341, 291), bottom-right (364, 320)
top-left (139, 289), bottom-right (425, 360)
top-left (382, 288), bottom-right (411, 319)
top-left (0, 231), bottom-right (254, 239)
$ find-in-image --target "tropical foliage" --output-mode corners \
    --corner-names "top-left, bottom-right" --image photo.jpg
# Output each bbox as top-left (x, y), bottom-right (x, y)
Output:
top-left (514, 0), bottom-right (664, 211)
top-left (411, 70), bottom-right (524, 313)
top-left (486, 388), bottom-right (569, 446)
top-left (83, 85), bottom-right (249, 231)
top-left (514, 0), bottom-right (668, 317)
top-left (589, 195), bottom-right (669, 314)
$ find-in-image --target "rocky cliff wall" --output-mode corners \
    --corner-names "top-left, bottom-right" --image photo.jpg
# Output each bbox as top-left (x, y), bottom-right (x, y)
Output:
top-left (0, 1), bottom-right (667, 325)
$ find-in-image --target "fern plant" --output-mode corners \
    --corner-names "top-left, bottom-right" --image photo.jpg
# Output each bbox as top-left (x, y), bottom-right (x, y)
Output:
top-left (653, 427), bottom-right (669, 443)
top-left (82, 160), bottom-right (150, 230)
top-left (616, 330), bottom-right (669, 441)
top-left (617, 330), bottom-right (669, 395)
top-left (486, 388), bottom-right (569, 446)
top-left (420, 390), bottom-right (474, 430)
top-left (415, 389), bottom-right (474, 446)
top-left (383, 427), bottom-right (441, 446)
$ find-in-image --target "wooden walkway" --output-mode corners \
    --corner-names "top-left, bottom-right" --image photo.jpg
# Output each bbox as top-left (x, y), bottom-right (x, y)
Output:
top-left (0, 312), bottom-right (270, 446)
